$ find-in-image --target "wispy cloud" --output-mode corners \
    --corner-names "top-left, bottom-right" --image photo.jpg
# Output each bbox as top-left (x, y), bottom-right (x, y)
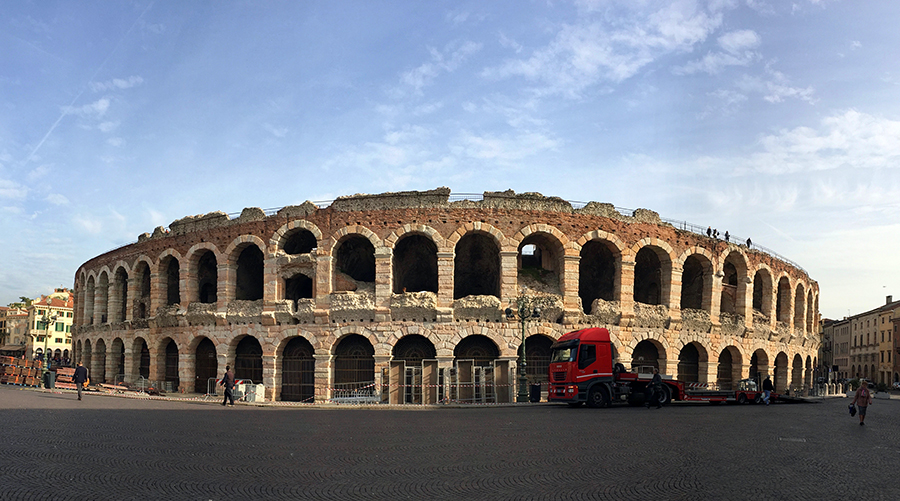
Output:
top-left (483, 1), bottom-right (730, 97)
top-left (90, 76), bottom-right (144, 92)
top-left (674, 29), bottom-right (761, 75)
top-left (62, 97), bottom-right (110, 118)
top-left (451, 130), bottom-right (558, 163)
top-left (399, 41), bottom-right (482, 94)
top-left (46, 193), bottom-right (69, 205)
top-left (0, 179), bottom-right (27, 200)
top-left (736, 63), bottom-right (816, 104)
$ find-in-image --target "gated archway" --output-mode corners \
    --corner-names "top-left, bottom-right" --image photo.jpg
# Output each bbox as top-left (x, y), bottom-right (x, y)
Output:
top-left (454, 335), bottom-right (499, 367)
top-left (677, 343), bottom-right (701, 383)
top-left (195, 338), bottom-right (217, 393)
top-left (333, 334), bottom-right (375, 390)
top-left (281, 337), bottom-right (315, 402)
top-left (631, 339), bottom-right (663, 372)
top-left (235, 336), bottom-right (263, 384)
top-left (165, 340), bottom-right (179, 391)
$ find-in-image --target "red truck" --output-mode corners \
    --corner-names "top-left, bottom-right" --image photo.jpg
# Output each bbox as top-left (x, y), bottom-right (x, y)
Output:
top-left (547, 327), bottom-right (774, 407)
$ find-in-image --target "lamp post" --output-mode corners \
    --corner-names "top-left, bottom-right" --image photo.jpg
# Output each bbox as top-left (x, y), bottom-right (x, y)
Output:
top-left (41, 313), bottom-right (58, 378)
top-left (505, 291), bottom-right (541, 403)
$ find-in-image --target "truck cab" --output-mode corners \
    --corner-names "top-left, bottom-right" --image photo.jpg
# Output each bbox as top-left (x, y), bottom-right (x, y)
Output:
top-left (548, 327), bottom-right (616, 406)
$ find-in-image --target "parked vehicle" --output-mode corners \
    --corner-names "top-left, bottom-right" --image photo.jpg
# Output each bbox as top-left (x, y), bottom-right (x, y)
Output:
top-left (547, 327), bottom-right (777, 407)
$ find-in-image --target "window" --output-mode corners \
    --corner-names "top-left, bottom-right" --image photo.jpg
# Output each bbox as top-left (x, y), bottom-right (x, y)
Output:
top-left (55, 338), bottom-right (62, 343)
top-left (55, 322), bottom-right (64, 332)
top-left (578, 344), bottom-right (596, 370)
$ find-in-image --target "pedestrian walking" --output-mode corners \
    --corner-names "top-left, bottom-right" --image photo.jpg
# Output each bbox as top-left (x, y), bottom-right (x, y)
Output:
top-left (645, 368), bottom-right (663, 409)
top-left (73, 362), bottom-right (88, 401)
top-left (220, 365), bottom-right (236, 406)
top-left (706, 226), bottom-right (712, 237)
top-left (746, 237), bottom-right (752, 248)
top-left (724, 231), bottom-right (730, 242)
top-left (851, 379), bottom-right (873, 425)
top-left (762, 375), bottom-right (774, 405)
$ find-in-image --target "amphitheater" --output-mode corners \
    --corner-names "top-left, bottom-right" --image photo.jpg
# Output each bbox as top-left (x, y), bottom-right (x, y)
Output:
top-left (72, 188), bottom-right (819, 403)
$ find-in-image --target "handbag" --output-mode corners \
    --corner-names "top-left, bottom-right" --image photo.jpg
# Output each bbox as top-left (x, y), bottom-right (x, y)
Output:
top-left (848, 404), bottom-right (857, 417)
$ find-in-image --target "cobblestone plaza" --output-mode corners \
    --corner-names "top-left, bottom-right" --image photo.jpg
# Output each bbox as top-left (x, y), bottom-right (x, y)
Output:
top-left (3, 387), bottom-right (898, 500)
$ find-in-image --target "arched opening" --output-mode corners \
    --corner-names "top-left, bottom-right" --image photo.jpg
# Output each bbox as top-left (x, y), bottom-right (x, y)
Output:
top-left (97, 272), bottom-right (109, 324)
top-left (393, 235), bottom-right (438, 293)
top-left (791, 354), bottom-right (803, 391)
top-left (281, 337), bottom-right (315, 402)
top-left (194, 338), bottom-right (217, 393)
top-left (82, 340), bottom-right (92, 372)
top-left (165, 340), bottom-right (179, 390)
top-left (805, 355), bottom-right (813, 388)
top-left (517, 233), bottom-right (563, 295)
top-left (84, 276), bottom-right (95, 325)
top-left (94, 339), bottom-right (107, 383)
top-left (197, 251), bottom-right (218, 304)
top-left (235, 336), bottom-right (263, 383)
top-left (749, 349), bottom-right (769, 387)
top-left (133, 263), bottom-right (151, 320)
top-left (631, 340), bottom-right (662, 371)
top-left (113, 338), bottom-right (125, 379)
top-left (454, 233), bottom-right (500, 299)
top-left (774, 352), bottom-right (788, 393)
top-left (333, 334), bottom-right (375, 391)
top-left (752, 269), bottom-right (771, 316)
top-left (454, 335), bottom-right (499, 367)
top-left (776, 277), bottom-right (791, 323)
top-left (334, 236), bottom-right (376, 291)
top-left (720, 262), bottom-right (738, 314)
top-left (138, 340), bottom-right (150, 379)
top-left (677, 343), bottom-right (701, 383)
top-left (393, 334), bottom-right (437, 365)
top-left (517, 335), bottom-right (553, 384)
top-left (283, 229), bottom-right (317, 255)
top-left (794, 284), bottom-right (806, 332)
top-left (680, 255), bottom-right (708, 311)
top-left (579, 240), bottom-right (616, 314)
top-left (634, 247), bottom-right (667, 306)
top-left (161, 256), bottom-right (181, 306)
top-left (114, 268), bottom-right (128, 322)
top-left (716, 347), bottom-right (741, 391)
top-left (235, 245), bottom-right (264, 301)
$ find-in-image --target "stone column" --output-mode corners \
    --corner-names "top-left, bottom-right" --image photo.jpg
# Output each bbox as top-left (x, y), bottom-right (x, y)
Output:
top-left (739, 276), bottom-right (753, 328)
top-left (123, 346), bottom-right (134, 384)
top-left (436, 252), bottom-right (454, 311)
top-left (436, 356), bottom-right (455, 403)
top-left (664, 358), bottom-right (679, 378)
top-left (104, 346), bottom-right (116, 384)
top-left (499, 250), bottom-right (518, 303)
top-left (561, 253), bottom-right (581, 319)
top-left (700, 361), bottom-right (716, 386)
top-left (619, 260), bottom-right (635, 327)
top-left (108, 279), bottom-right (123, 324)
top-left (315, 255), bottom-right (332, 322)
top-left (263, 349), bottom-right (276, 401)
top-left (313, 351), bottom-right (333, 403)
top-left (149, 271), bottom-right (162, 318)
top-left (179, 350), bottom-right (195, 395)
top-left (668, 264), bottom-right (683, 329)
top-left (374, 248), bottom-right (392, 322)
top-left (218, 263), bottom-right (234, 310)
top-left (374, 354), bottom-right (392, 401)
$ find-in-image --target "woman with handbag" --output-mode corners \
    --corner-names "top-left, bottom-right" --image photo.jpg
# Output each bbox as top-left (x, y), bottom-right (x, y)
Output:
top-left (851, 379), bottom-right (873, 426)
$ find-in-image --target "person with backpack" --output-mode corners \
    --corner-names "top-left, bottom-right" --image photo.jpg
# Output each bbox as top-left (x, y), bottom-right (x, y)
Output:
top-left (851, 379), bottom-right (873, 425)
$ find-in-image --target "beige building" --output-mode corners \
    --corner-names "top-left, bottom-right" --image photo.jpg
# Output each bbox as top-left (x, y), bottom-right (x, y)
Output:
top-left (831, 318), bottom-right (851, 380)
top-left (26, 289), bottom-right (75, 364)
top-left (849, 296), bottom-right (900, 382)
top-left (877, 298), bottom-right (899, 385)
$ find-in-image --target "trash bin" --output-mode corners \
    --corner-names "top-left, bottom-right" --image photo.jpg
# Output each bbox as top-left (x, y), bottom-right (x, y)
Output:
top-left (43, 371), bottom-right (55, 389)
top-left (529, 383), bottom-right (541, 403)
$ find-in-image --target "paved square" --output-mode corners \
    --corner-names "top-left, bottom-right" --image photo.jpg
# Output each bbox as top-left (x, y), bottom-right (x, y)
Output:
top-left (2, 387), bottom-right (899, 500)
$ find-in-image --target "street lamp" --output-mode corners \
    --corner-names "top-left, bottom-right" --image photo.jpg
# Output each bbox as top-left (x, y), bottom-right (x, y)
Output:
top-left (41, 313), bottom-right (58, 378)
top-left (505, 291), bottom-right (541, 403)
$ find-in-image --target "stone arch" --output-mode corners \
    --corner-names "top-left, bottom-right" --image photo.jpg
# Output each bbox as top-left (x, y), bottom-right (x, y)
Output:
top-left (234, 335), bottom-right (264, 383)
top-left (453, 230), bottom-right (502, 299)
top-left (227, 238), bottom-right (266, 302)
top-left (520, 333), bottom-right (555, 383)
top-left (271, 220), bottom-right (323, 255)
top-left (331, 229), bottom-right (379, 290)
top-left (678, 249), bottom-right (714, 312)
top-left (132, 336), bottom-right (150, 380)
top-left (111, 264), bottom-right (129, 323)
top-left (192, 336), bottom-right (217, 393)
top-left (749, 348), bottom-right (770, 385)
top-left (716, 345), bottom-right (743, 391)
top-left (326, 225), bottom-right (383, 254)
top-left (719, 250), bottom-right (749, 316)
top-left (93, 338), bottom-right (107, 383)
top-left (83, 274), bottom-right (96, 325)
top-left (806, 289), bottom-right (816, 334)
top-left (453, 334), bottom-right (500, 367)
top-left (578, 236), bottom-right (623, 314)
top-left (794, 282), bottom-right (806, 333)
top-left (791, 353), bottom-right (804, 390)
top-left (384, 224), bottom-right (446, 251)
top-left (630, 240), bottom-right (675, 307)
top-left (627, 334), bottom-right (669, 371)
top-left (131, 259), bottom-right (152, 320)
top-left (676, 340), bottom-right (710, 383)
top-left (774, 351), bottom-right (789, 393)
top-left (185, 243), bottom-right (222, 304)
top-left (279, 335), bottom-right (316, 402)
top-left (332, 333), bottom-right (376, 390)
top-left (158, 249), bottom-right (183, 307)
top-left (446, 222), bottom-right (504, 249)
top-left (392, 334), bottom-right (438, 364)
top-left (392, 233), bottom-right (439, 294)
top-left (776, 276), bottom-right (792, 324)
top-left (752, 265), bottom-right (774, 318)
top-left (514, 226), bottom-right (567, 297)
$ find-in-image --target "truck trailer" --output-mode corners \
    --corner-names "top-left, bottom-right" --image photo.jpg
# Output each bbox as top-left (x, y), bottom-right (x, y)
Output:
top-left (547, 327), bottom-right (776, 407)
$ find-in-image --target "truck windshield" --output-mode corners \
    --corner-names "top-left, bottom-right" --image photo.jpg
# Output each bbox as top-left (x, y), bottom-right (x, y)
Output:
top-left (550, 340), bottom-right (578, 363)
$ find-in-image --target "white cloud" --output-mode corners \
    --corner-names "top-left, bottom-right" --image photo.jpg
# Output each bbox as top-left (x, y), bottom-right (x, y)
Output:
top-left (698, 88), bottom-right (748, 117)
top-left (26, 164), bottom-right (50, 182)
top-left (400, 41), bottom-right (482, 94)
top-left (73, 216), bottom-right (102, 234)
top-left (90, 76), bottom-right (144, 92)
top-left (263, 123), bottom-right (288, 138)
top-left (736, 63), bottom-right (816, 104)
top-left (62, 98), bottom-right (110, 118)
top-left (0, 179), bottom-right (27, 200)
top-left (718, 29), bottom-right (761, 54)
top-left (106, 137), bottom-right (124, 147)
top-left (98, 121), bottom-right (120, 132)
top-left (46, 193), bottom-right (69, 205)
top-left (451, 130), bottom-right (558, 162)
top-left (484, 1), bottom-right (730, 96)
top-left (674, 29), bottom-right (760, 75)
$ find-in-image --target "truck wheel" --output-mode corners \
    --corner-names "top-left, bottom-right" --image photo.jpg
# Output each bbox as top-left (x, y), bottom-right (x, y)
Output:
top-left (586, 386), bottom-right (610, 408)
top-left (753, 394), bottom-right (762, 404)
top-left (737, 393), bottom-right (748, 404)
top-left (657, 385), bottom-right (672, 405)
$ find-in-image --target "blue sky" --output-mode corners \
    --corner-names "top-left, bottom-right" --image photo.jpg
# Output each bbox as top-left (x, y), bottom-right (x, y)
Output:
top-left (1, 0), bottom-right (899, 319)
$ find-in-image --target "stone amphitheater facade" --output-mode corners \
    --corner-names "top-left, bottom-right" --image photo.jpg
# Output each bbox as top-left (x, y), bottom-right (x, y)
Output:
top-left (72, 188), bottom-right (819, 402)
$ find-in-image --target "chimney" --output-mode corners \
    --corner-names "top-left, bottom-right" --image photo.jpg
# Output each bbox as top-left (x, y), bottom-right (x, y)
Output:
top-left (888, 295), bottom-right (893, 305)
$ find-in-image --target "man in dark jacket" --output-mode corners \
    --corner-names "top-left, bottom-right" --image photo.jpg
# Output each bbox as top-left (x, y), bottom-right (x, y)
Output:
top-left (645, 368), bottom-right (663, 409)
top-left (73, 362), bottom-right (88, 401)
top-left (762, 376), bottom-right (774, 405)
top-left (220, 365), bottom-right (235, 406)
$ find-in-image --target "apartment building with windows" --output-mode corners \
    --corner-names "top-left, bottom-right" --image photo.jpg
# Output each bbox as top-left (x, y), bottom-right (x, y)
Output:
top-left (25, 288), bottom-right (75, 364)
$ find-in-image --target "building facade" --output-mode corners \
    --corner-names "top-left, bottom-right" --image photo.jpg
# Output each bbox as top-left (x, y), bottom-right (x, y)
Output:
top-left (72, 189), bottom-right (820, 402)
top-left (25, 289), bottom-right (74, 364)
top-left (832, 318), bottom-right (851, 380)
